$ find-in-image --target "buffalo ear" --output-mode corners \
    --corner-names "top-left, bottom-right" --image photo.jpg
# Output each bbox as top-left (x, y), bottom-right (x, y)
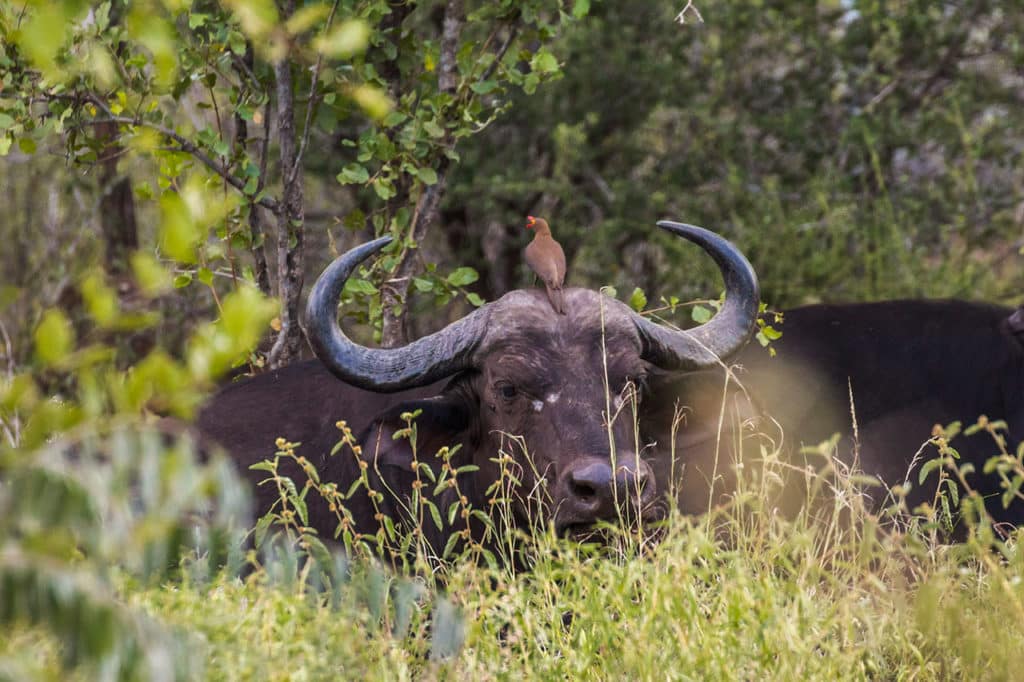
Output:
top-left (641, 368), bottom-right (762, 514)
top-left (359, 396), bottom-right (471, 472)
top-left (641, 368), bottom-right (760, 453)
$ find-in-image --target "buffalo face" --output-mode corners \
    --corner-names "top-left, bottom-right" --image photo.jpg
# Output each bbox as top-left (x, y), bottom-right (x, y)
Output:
top-left (465, 290), bottom-right (660, 534)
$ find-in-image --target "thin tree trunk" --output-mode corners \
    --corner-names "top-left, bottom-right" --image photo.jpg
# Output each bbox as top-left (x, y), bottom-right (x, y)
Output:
top-left (267, 3), bottom-right (306, 368)
top-left (381, 162), bottom-right (451, 348)
top-left (95, 119), bottom-right (154, 361)
top-left (380, 0), bottom-right (463, 348)
top-left (234, 47), bottom-right (272, 297)
top-left (95, 120), bottom-right (138, 276)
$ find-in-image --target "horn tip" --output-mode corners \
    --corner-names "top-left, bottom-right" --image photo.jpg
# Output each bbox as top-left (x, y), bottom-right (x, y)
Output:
top-left (656, 220), bottom-right (701, 233)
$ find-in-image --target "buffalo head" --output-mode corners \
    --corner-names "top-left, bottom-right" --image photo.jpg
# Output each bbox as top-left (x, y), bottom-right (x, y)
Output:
top-left (304, 222), bottom-right (760, 536)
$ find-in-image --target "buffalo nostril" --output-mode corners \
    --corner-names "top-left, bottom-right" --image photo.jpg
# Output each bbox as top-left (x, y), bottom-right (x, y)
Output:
top-left (568, 460), bottom-right (614, 503)
top-left (570, 479), bottom-right (598, 500)
top-left (564, 457), bottom-right (655, 517)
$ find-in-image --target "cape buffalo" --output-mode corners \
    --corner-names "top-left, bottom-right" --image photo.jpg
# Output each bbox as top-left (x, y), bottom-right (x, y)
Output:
top-left (734, 299), bottom-right (1024, 524)
top-left (198, 222), bottom-right (761, 552)
top-left (199, 223), bottom-right (1024, 553)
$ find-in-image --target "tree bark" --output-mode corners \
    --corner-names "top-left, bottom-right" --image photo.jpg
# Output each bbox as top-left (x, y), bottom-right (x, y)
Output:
top-left (94, 119), bottom-right (155, 361)
top-left (234, 48), bottom-right (272, 298)
top-left (381, 161), bottom-right (451, 348)
top-left (95, 120), bottom-right (138, 277)
top-left (267, 5), bottom-right (306, 369)
top-left (380, 0), bottom-right (463, 348)
top-left (94, 5), bottom-right (138, 281)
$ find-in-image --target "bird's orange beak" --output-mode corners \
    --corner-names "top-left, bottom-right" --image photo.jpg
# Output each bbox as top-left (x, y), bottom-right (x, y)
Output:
top-left (526, 215), bottom-right (536, 229)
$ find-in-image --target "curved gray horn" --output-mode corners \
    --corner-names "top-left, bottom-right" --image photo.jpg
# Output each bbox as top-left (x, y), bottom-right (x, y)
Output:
top-left (305, 236), bottom-right (489, 392)
top-left (633, 221), bottom-right (760, 370)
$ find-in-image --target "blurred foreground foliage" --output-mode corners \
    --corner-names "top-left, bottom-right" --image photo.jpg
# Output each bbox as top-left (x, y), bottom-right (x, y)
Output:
top-left (0, 266), bottom-right (466, 678)
top-left (0, 252), bottom-right (272, 678)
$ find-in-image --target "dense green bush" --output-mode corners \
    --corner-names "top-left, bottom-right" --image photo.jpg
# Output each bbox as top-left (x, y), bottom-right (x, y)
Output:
top-left (448, 1), bottom-right (1024, 312)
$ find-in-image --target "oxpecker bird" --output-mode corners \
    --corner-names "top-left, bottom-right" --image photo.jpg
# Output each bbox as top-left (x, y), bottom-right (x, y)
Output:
top-left (524, 215), bottom-right (567, 315)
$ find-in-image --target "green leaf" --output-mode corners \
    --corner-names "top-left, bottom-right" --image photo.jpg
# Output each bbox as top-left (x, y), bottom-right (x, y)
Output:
top-left (382, 111), bottom-right (408, 128)
top-left (34, 308), bottom-right (74, 366)
top-left (428, 500), bottom-right (443, 531)
top-left (18, 4), bottom-right (70, 77)
top-left (446, 267), bottom-right (479, 287)
top-left (315, 20), bottom-right (370, 58)
top-left (531, 50), bottom-right (560, 75)
top-left (343, 210), bottom-right (366, 232)
top-left (228, 30), bottom-right (247, 56)
top-left (350, 84), bottom-right (392, 121)
top-left (470, 80), bottom-right (499, 94)
top-left (691, 305), bottom-right (713, 324)
top-left (18, 137), bottom-right (36, 154)
top-left (522, 73), bottom-right (540, 94)
top-left (372, 178), bottom-right (396, 200)
top-left (344, 278), bottom-right (378, 296)
top-left (629, 287), bottom-right (647, 312)
top-left (442, 532), bottom-right (460, 560)
top-left (573, 0), bottom-right (591, 18)
top-left (126, 10), bottom-right (178, 88)
top-left (416, 167), bottom-right (439, 185)
top-left (218, 287), bottom-right (277, 349)
top-left (466, 292), bottom-right (485, 307)
top-left (248, 461), bottom-right (277, 473)
top-left (293, 492), bottom-right (308, 527)
top-left (253, 513), bottom-right (273, 548)
top-left (130, 253), bottom-right (172, 297)
top-left (243, 174), bottom-right (259, 195)
top-left (412, 277), bottom-right (434, 293)
top-left (159, 192), bottom-right (202, 264)
top-left (919, 458), bottom-right (943, 485)
top-left (422, 120), bottom-right (445, 138)
top-left (81, 272), bottom-right (119, 327)
top-left (285, 4), bottom-right (330, 35)
top-left (186, 286), bottom-right (276, 381)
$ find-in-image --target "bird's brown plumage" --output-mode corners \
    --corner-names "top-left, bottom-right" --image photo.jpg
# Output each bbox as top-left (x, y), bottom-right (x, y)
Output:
top-left (524, 216), bottom-right (567, 315)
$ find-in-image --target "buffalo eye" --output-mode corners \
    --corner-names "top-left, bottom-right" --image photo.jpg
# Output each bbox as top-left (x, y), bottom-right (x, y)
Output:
top-left (626, 374), bottom-right (648, 395)
top-left (496, 382), bottom-right (518, 401)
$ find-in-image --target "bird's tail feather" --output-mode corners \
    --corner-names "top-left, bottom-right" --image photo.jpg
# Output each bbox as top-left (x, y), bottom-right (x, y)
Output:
top-left (546, 283), bottom-right (566, 315)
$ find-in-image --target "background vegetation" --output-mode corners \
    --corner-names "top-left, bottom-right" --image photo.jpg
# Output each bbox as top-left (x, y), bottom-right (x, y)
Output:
top-left (2, 0), bottom-right (1024, 679)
